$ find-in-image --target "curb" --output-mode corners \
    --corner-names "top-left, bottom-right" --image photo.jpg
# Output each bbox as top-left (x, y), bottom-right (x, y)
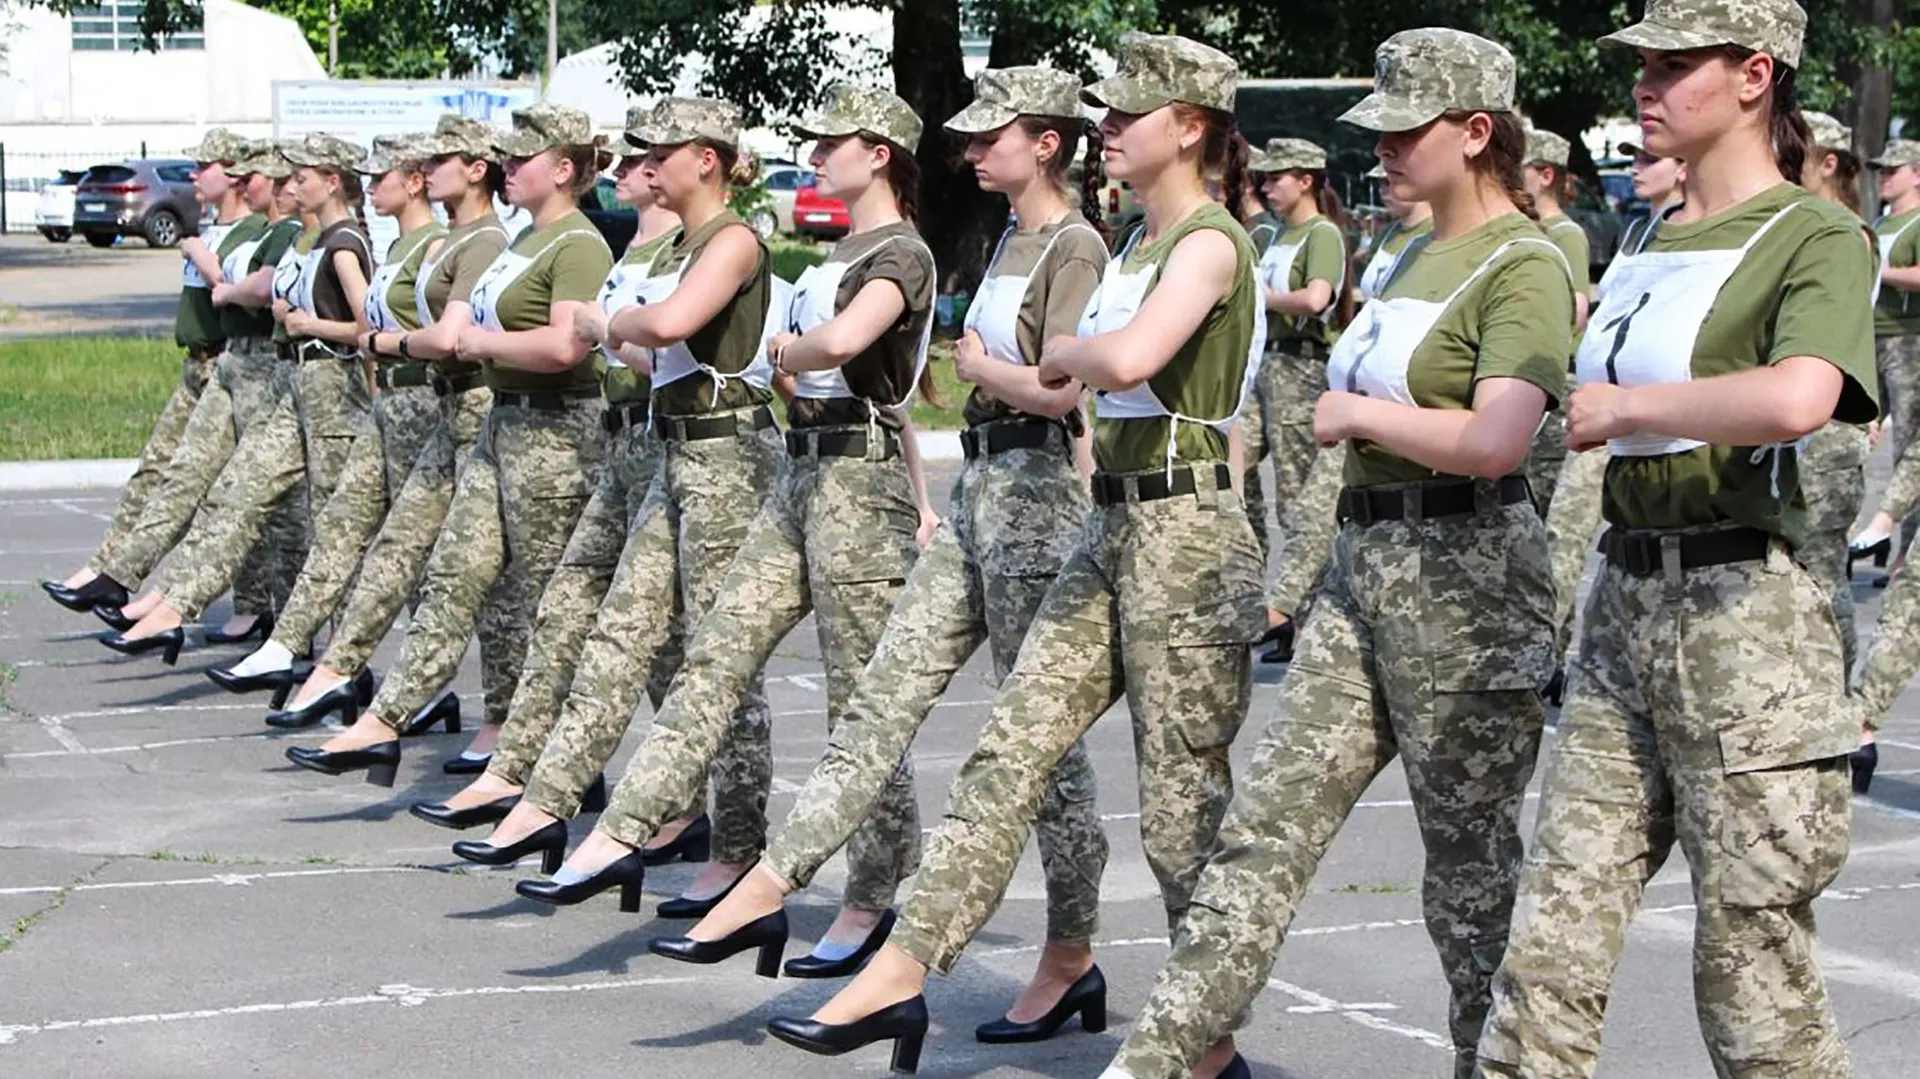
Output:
top-left (0, 435), bottom-right (969, 494)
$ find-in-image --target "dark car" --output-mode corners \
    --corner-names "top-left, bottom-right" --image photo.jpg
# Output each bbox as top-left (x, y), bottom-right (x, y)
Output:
top-left (72, 159), bottom-right (200, 248)
top-left (1567, 180), bottom-right (1628, 282)
top-left (581, 176), bottom-right (638, 254)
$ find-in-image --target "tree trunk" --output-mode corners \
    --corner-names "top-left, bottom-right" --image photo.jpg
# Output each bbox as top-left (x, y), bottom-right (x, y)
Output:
top-left (1846, 0), bottom-right (1896, 215)
top-left (891, 0), bottom-right (1002, 287)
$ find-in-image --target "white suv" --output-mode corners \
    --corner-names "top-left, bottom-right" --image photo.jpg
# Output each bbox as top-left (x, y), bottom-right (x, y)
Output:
top-left (34, 169), bottom-right (84, 243)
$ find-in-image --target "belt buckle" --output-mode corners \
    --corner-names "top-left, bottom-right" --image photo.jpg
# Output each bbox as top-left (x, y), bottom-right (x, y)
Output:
top-left (1619, 536), bottom-right (1658, 577)
top-left (1345, 491), bottom-right (1375, 527)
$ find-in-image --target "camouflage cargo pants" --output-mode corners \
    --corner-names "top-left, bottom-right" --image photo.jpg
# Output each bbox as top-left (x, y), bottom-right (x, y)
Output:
top-left (763, 426), bottom-right (1108, 942)
top-left (1873, 432), bottom-right (1920, 526)
top-left (1241, 346), bottom-right (1338, 616)
top-left (888, 463), bottom-right (1263, 973)
top-left (271, 380), bottom-right (441, 646)
top-left (593, 429), bottom-right (920, 909)
top-left (1800, 423), bottom-right (1868, 675)
top-left (1545, 448), bottom-right (1608, 661)
top-left (515, 416), bottom-right (781, 835)
top-left (1851, 519), bottom-right (1920, 727)
top-left (1879, 334), bottom-right (1920, 543)
top-left (1111, 493), bottom-right (1552, 1079)
top-left (88, 351), bottom-right (217, 581)
top-left (365, 397), bottom-right (606, 734)
top-left (1480, 541), bottom-right (1855, 1079)
top-left (161, 354), bottom-right (373, 618)
top-left (1528, 408), bottom-right (1570, 516)
top-left (306, 384), bottom-right (491, 668)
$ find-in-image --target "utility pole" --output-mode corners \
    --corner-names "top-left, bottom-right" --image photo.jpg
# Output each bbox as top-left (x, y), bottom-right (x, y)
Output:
top-left (545, 0), bottom-right (558, 90)
top-left (328, 0), bottom-right (339, 76)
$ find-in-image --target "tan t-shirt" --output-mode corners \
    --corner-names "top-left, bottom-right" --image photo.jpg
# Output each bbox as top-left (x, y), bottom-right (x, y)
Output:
top-left (416, 213), bottom-right (511, 324)
top-left (962, 211), bottom-right (1106, 428)
top-left (788, 220), bottom-right (936, 430)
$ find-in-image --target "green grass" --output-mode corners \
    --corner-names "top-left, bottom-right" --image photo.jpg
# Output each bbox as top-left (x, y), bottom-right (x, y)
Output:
top-left (0, 336), bottom-right (182, 461)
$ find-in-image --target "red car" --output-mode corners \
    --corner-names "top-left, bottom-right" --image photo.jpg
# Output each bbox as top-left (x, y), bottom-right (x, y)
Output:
top-left (792, 175), bottom-right (850, 240)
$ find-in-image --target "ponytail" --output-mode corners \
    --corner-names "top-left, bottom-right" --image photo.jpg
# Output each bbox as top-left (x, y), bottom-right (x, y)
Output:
top-left (1082, 126), bottom-right (1109, 241)
top-left (1171, 104), bottom-right (1251, 225)
top-left (1768, 72), bottom-right (1811, 188)
top-left (1310, 176), bottom-right (1357, 329)
top-left (861, 135), bottom-right (921, 225)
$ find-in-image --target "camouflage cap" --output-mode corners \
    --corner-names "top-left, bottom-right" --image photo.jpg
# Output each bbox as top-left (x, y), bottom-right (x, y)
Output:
top-left (1803, 111), bottom-right (1852, 155)
top-left (626, 97), bottom-right (743, 151)
top-left (358, 132), bottom-right (433, 176)
top-left (422, 115), bottom-right (501, 161)
top-left (1248, 137), bottom-right (1327, 173)
top-left (492, 102), bottom-right (604, 158)
top-left (282, 132), bottom-right (367, 172)
top-left (1340, 29), bottom-right (1515, 133)
top-left (794, 83), bottom-right (924, 153)
top-left (1599, 0), bottom-right (1806, 71)
top-left (1080, 32), bottom-right (1238, 115)
top-left (945, 66), bottom-right (1085, 134)
top-left (1525, 127), bottom-right (1572, 168)
top-left (1870, 140), bottom-right (1920, 170)
top-left (189, 127), bottom-right (251, 165)
top-left (230, 138), bottom-right (291, 180)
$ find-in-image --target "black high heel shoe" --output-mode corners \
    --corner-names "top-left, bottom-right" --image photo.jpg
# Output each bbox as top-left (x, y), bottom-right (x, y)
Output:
top-left (1850, 534), bottom-right (1893, 576)
top-left (641, 813), bottom-right (710, 866)
top-left (285, 739), bottom-right (401, 787)
top-left (441, 750), bottom-right (490, 776)
top-left (1852, 742), bottom-right (1879, 795)
top-left (92, 602), bottom-right (134, 631)
top-left (766, 995), bottom-right (929, 1075)
top-left (264, 668), bottom-right (374, 730)
top-left (399, 693), bottom-right (461, 737)
top-left (409, 793), bottom-right (519, 830)
top-left (98, 627), bottom-right (184, 666)
top-left (205, 612), bottom-right (274, 645)
top-left (650, 908), bottom-right (790, 978)
top-left (515, 848), bottom-right (647, 913)
top-left (452, 819), bottom-right (569, 875)
top-left (206, 664), bottom-right (301, 710)
top-left (784, 908), bottom-right (896, 979)
top-left (656, 861), bottom-right (747, 919)
top-left (1257, 621), bottom-right (1294, 665)
top-left (44, 574), bottom-right (127, 613)
top-left (974, 965), bottom-right (1107, 1043)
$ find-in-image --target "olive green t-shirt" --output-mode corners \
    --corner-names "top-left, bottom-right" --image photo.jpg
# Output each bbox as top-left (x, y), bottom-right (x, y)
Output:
top-left (1377, 216), bottom-right (1433, 260)
top-left (222, 216), bottom-right (302, 342)
top-left (788, 220), bottom-right (936, 431)
top-left (377, 222), bottom-right (447, 334)
top-left (961, 212), bottom-right (1106, 428)
top-left (481, 209), bottom-right (614, 394)
top-left (1244, 211), bottom-right (1282, 257)
top-left (1601, 183), bottom-right (1879, 548)
top-left (174, 213), bottom-right (266, 352)
top-left (1873, 205), bottom-right (1920, 336)
top-left (1093, 202), bottom-right (1259, 474)
top-left (1540, 214), bottom-right (1594, 295)
top-left (1265, 214), bottom-right (1346, 347)
top-left (1345, 212), bottom-right (1574, 488)
top-left (416, 214), bottom-right (511, 325)
top-left (649, 213), bottom-right (774, 417)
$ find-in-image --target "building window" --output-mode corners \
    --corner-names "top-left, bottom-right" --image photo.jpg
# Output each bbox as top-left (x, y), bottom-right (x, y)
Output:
top-left (70, 2), bottom-right (204, 52)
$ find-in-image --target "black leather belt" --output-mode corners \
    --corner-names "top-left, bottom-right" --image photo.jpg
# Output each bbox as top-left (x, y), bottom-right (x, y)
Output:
top-left (493, 389), bottom-right (598, 411)
top-left (657, 405), bottom-right (776, 443)
top-left (435, 370), bottom-right (484, 396)
top-left (185, 344), bottom-right (221, 360)
top-left (1092, 463), bottom-right (1232, 507)
top-left (275, 341), bottom-right (298, 361)
top-left (1337, 475), bottom-right (1532, 525)
top-left (960, 418), bottom-right (1065, 460)
top-left (1598, 527), bottom-right (1774, 578)
top-left (785, 427), bottom-right (899, 460)
top-left (1270, 338), bottom-right (1331, 361)
top-left (376, 363), bottom-right (434, 391)
top-left (604, 403), bottom-right (650, 433)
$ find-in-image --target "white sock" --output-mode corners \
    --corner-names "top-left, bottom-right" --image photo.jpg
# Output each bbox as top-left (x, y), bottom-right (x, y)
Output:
top-left (410, 690), bottom-right (452, 723)
top-left (230, 641), bottom-right (294, 678)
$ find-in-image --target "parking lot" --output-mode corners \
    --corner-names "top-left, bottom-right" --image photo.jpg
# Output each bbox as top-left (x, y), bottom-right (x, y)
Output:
top-left (0, 232), bottom-right (182, 339)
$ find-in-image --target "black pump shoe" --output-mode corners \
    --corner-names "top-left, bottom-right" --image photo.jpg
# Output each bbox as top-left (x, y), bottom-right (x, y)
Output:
top-left (1852, 742), bottom-right (1879, 795)
top-left (205, 612), bottom-right (274, 645)
top-left (98, 627), bottom-right (184, 666)
top-left (410, 793), bottom-right (519, 830)
top-left (650, 908), bottom-right (790, 978)
top-left (975, 965), bottom-right (1107, 1043)
top-left (766, 995), bottom-right (929, 1075)
top-left (206, 664), bottom-right (301, 710)
top-left (655, 862), bottom-right (748, 920)
top-left (1218, 1053), bottom-right (1252, 1079)
top-left (264, 669), bottom-right (374, 730)
top-left (452, 819), bottom-right (569, 875)
top-left (441, 751), bottom-right (490, 775)
top-left (1257, 621), bottom-right (1295, 665)
top-left (515, 848), bottom-right (647, 913)
top-left (1850, 535), bottom-right (1893, 576)
top-left (783, 908), bottom-right (896, 979)
top-left (399, 693), bottom-right (461, 737)
top-left (641, 813), bottom-right (710, 866)
top-left (92, 602), bottom-right (135, 631)
top-left (44, 574), bottom-right (128, 613)
top-left (285, 739), bottom-right (401, 787)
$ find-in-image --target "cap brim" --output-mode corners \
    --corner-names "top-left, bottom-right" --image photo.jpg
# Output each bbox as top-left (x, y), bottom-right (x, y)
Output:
top-left (793, 118), bottom-right (860, 143)
top-left (1338, 92), bottom-right (1443, 134)
top-left (1598, 21), bottom-right (1725, 55)
top-left (1079, 77), bottom-right (1169, 115)
top-left (944, 99), bottom-right (1019, 136)
top-left (1870, 157), bottom-right (1918, 170)
top-left (491, 132), bottom-right (553, 158)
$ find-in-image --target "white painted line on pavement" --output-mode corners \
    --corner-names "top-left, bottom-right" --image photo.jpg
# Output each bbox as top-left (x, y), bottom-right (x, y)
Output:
top-left (0, 974), bottom-right (698, 1046)
top-left (782, 673), bottom-right (821, 692)
top-left (0, 865), bottom-right (418, 897)
top-left (50, 499), bottom-right (110, 523)
top-left (4, 728), bottom-right (326, 761)
top-left (1265, 977), bottom-right (1452, 1051)
top-left (34, 716), bottom-right (84, 753)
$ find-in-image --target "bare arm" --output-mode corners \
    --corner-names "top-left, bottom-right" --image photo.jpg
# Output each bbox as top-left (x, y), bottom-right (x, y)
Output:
top-left (288, 249), bottom-right (371, 346)
top-left (1566, 354), bottom-right (1845, 451)
top-left (215, 265), bottom-right (276, 309)
top-left (608, 225), bottom-right (759, 349)
top-left (458, 300), bottom-right (596, 372)
top-left (1037, 228), bottom-right (1237, 392)
top-left (1315, 377), bottom-right (1549, 478)
top-left (897, 416), bottom-right (941, 549)
top-left (180, 235), bottom-right (225, 287)
top-left (1573, 291), bottom-right (1591, 336)
top-left (777, 278), bottom-right (908, 373)
top-left (1265, 278), bottom-right (1333, 317)
top-left (1883, 264), bottom-right (1920, 292)
top-left (952, 331), bottom-right (1083, 419)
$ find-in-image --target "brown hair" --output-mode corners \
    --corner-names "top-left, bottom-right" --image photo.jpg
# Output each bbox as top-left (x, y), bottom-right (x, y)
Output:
top-left (853, 134), bottom-right (938, 405)
top-left (553, 144), bottom-right (601, 200)
top-left (1015, 116), bottom-right (1100, 225)
top-left (1820, 149), bottom-right (1865, 215)
top-left (1530, 162), bottom-right (1576, 206)
top-left (1080, 126), bottom-right (1110, 239)
top-left (1717, 45), bottom-right (1810, 184)
top-left (1171, 104), bottom-right (1251, 223)
top-left (312, 165), bottom-right (369, 234)
top-left (1290, 170), bottom-right (1356, 329)
top-left (696, 139), bottom-right (762, 188)
top-left (1446, 110), bottom-right (1537, 220)
top-left (458, 155), bottom-right (508, 201)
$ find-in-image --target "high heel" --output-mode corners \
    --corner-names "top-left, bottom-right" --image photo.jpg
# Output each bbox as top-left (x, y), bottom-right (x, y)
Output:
top-left (641, 813), bottom-right (710, 866)
top-left (441, 751), bottom-right (491, 776)
top-left (399, 693), bottom-right (461, 737)
top-left (205, 612), bottom-right (274, 645)
top-left (98, 627), bottom-right (183, 666)
top-left (206, 663), bottom-right (304, 709)
top-left (44, 574), bottom-right (128, 613)
top-left (264, 669), bottom-right (374, 730)
top-left (285, 739), bottom-right (401, 787)
top-left (649, 909), bottom-right (790, 978)
top-left (409, 793), bottom-right (519, 830)
top-left (1852, 742), bottom-right (1879, 795)
top-left (1849, 534), bottom-right (1893, 576)
top-left (515, 847), bottom-right (647, 912)
top-left (92, 602), bottom-right (134, 631)
top-left (1258, 621), bottom-right (1295, 665)
top-left (580, 774), bottom-right (608, 814)
top-left (974, 965), bottom-right (1107, 1043)
top-left (452, 819), bottom-right (569, 875)
top-left (766, 995), bottom-right (930, 1075)
top-left (784, 908), bottom-right (896, 979)
top-left (655, 861), bottom-right (749, 920)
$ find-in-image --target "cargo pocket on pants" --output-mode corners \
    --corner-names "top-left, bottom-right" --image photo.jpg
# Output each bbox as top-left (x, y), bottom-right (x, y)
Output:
top-left (1717, 726), bottom-right (1851, 909)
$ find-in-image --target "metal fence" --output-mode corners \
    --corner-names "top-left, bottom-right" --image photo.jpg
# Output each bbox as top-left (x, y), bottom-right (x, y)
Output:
top-left (0, 143), bottom-right (183, 234)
